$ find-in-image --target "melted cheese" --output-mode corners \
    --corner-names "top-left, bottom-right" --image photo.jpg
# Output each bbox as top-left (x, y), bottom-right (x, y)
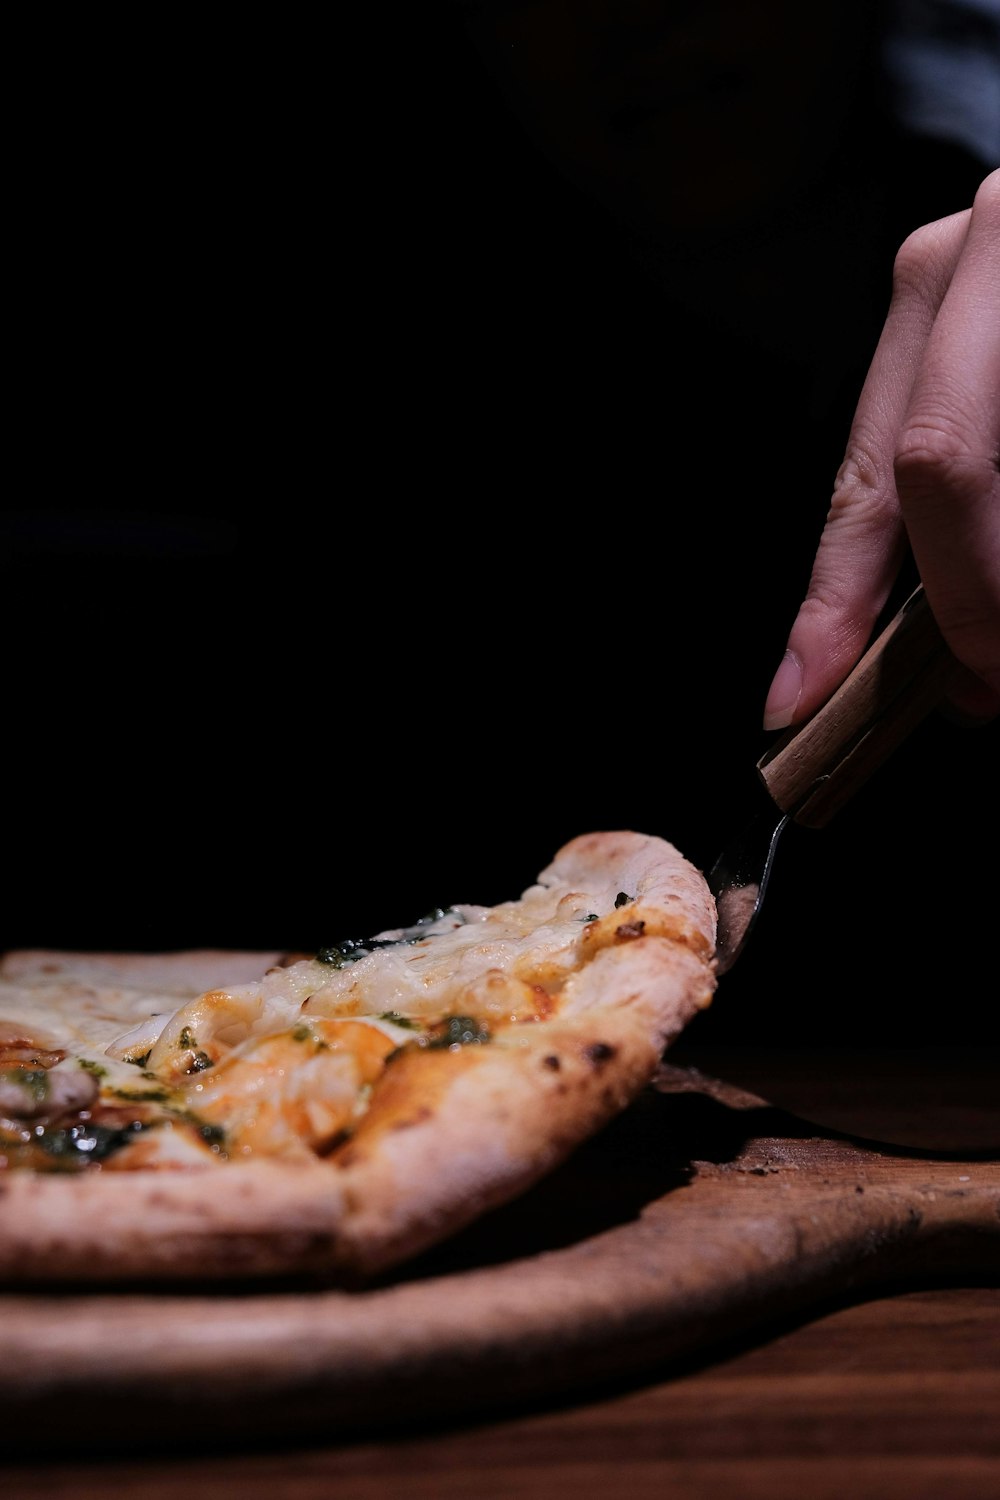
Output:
top-left (0, 832), bottom-right (715, 1172)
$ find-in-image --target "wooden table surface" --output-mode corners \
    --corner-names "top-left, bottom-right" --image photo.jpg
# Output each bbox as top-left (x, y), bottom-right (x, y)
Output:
top-left (3, 1046), bottom-right (998, 1500)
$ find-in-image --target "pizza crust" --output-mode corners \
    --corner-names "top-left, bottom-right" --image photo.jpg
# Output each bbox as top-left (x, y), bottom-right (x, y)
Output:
top-left (0, 948), bottom-right (291, 992)
top-left (0, 831), bottom-right (717, 1285)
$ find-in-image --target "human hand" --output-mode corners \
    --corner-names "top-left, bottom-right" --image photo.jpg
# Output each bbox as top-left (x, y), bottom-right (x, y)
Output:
top-left (764, 167), bottom-right (1000, 731)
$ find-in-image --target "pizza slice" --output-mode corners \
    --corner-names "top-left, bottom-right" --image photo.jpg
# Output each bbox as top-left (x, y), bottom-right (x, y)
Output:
top-left (0, 830), bottom-right (717, 1285)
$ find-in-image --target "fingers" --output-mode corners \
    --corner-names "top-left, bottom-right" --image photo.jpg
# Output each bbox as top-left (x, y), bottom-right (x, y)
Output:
top-left (897, 168), bottom-right (1000, 720)
top-left (764, 168), bottom-right (1000, 730)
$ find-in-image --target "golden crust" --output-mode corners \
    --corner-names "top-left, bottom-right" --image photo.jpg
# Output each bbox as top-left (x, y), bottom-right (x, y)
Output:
top-left (0, 831), bottom-right (717, 1285)
top-left (0, 1160), bottom-right (348, 1281)
top-left (332, 1007), bottom-right (671, 1278)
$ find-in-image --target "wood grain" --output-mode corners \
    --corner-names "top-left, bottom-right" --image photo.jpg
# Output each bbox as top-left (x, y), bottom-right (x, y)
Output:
top-left (758, 584), bottom-right (957, 827)
top-left (1, 1287), bottom-right (997, 1498)
top-left (1, 1057), bottom-right (996, 1462)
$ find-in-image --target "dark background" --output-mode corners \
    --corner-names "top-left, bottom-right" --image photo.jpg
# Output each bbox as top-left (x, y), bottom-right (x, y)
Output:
top-left (4, 11), bottom-right (996, 1050)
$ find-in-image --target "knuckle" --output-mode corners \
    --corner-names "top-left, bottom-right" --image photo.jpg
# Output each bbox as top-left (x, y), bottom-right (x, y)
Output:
top-left (890, 211), bottom-right (967, 305)
top-left (830, 433), bottom-right (895, 524)
top-left (894, 411), bottom-right (994, 502)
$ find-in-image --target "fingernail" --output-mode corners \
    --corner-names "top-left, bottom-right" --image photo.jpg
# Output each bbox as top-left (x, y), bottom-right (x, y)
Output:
top-left (763, 650), bottom-right (803, 731)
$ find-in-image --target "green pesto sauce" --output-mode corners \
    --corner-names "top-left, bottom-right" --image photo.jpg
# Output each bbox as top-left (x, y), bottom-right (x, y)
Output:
top-left (190, 1118), bottom-right (226, 1149)
top-left (427, 1015), bottom-right (492, 1049)
top-left (316, 907), bottom-right (460, 968)
top-left (37, 1118), bottom-right (147, 1165)
top-left (289, 1024), bottom-right (328, 1051)
top-left (5, 1067), bottom-right (49, 1101)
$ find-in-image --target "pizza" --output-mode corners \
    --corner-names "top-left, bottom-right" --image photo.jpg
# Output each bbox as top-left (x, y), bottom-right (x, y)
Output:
top-left (0, 830), bottom-right (717, 1285)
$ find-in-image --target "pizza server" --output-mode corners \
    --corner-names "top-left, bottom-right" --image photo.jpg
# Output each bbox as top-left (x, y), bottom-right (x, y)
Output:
top-left (697, 583), bottom-right (1000, 1153)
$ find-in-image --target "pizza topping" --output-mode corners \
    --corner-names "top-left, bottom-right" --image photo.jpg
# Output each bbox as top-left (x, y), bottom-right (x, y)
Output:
top-left (0, 1099), bottom-right (151, 1172)
top-left (0, 1044), bottom-right (66, 1071)
top-left (424, 1015), bottom-right (492, 1049)
top-left (181, 1018), bottom-right (399, 1160)
top-left (0, 1064), bottom-right (99, 1119)
top-left (615, 919), bottom-right (646, 940)
top-left (0, 1067), bottom-right (48, 1114)
top-left (0, 1024), bottom-right (69, 1088)
top-left (102, 1013), bottom-right (169, 1067)
top-left (0, 832), bottom-right (718, 1198)
top-left (141, 987), bottom-right (268, 1082)
top-left (28, 1117), bottom-right (147, 1168)
top-left (315, 907), bottom-right (479, 969)
top-left (0, 832), bottom-right (722, 1286)
top-left (581, 902), bottom-right (711, 960)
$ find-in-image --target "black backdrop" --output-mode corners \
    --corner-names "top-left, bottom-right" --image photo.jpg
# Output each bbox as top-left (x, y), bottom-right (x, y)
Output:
top-left (4, 12), bottom-right (996, 1051)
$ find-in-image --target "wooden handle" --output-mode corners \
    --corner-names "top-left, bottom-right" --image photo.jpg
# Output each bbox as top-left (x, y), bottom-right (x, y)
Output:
top-left (756, 586), bottom-right (959, 828)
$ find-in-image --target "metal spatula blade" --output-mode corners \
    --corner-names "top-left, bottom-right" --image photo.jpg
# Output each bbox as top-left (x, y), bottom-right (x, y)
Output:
top-left (709, 798), bottom-right (791, 976)
top-left (698, 584), bottom-right (1000, 1151)
top-left (708, 584), bottom-right (958, 975)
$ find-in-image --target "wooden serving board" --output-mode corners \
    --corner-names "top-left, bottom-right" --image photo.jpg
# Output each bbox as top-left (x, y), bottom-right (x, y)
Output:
top-left (2, 1060), bottom-right (997, 1454)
